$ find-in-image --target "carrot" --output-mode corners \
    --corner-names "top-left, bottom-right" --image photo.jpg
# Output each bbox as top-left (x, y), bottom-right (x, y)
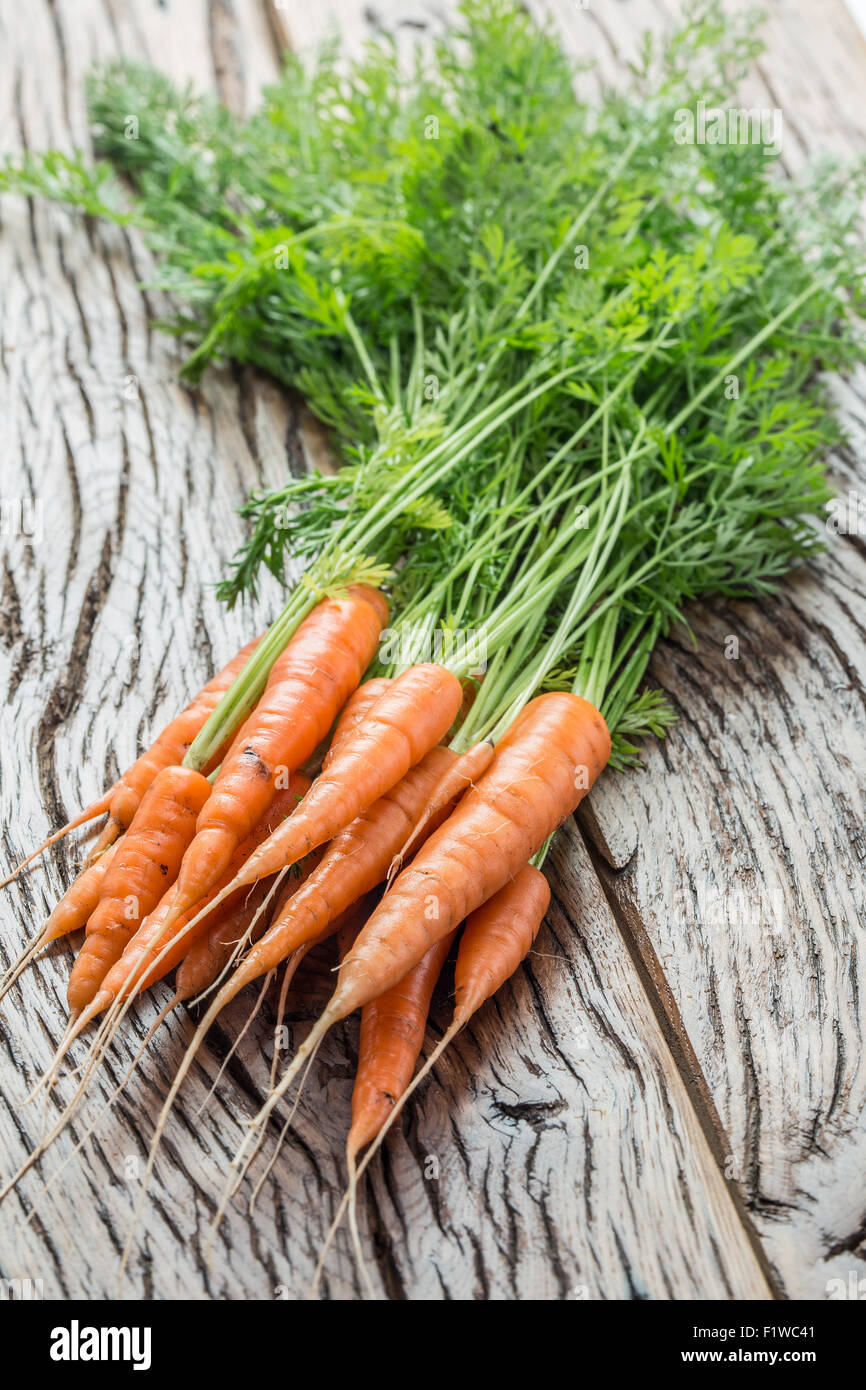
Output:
top-left (317, 864), bottom-right (549, 1297)
top-left (174, 880), bottom-right (275, 1005)
top-left (83, 635), bottom-right (263, 865)
top-left (341, 929), bottom-right (457, 1295)
top-left (42, 843), bottom-right (120, 943)
top-left (165, 585), bottom-right (387, 926)
top-left (386, 739), bottom-right (493, 882)
top-left (322, 678), bottom-right (392, 770)
top-left (121, 730), bottom-right (496, 1266)
top-left (178, 819), bottom-right (320, 1013)
top-left (79, 774), bottom-right (312, 1024)
top-left (363, 864), bottom-right (550, 1145)
top-left (66, 765), bottom-right (213, 1013)
top-left (0, 841), bottom-right (120, 1006)
top-left (348, 929), bottom-right (456, 1161)
top-left (323, 692), bottom-right (606, 1009)
top-left (199, 743), bottom-right (459, 1008)
top-left (134, 743), bottom-right (468, 1198)
top-left (217, 663), bottom-right (463, 894)
top-left (238, 692), bottom-right (608, 1145)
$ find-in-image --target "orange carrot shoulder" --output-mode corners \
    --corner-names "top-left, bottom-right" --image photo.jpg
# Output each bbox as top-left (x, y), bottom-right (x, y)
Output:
top-left (166, 585), bottom-right (387, 924)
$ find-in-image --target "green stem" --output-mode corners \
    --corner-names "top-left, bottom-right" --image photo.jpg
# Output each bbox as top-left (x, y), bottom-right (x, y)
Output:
top-left (665, 277), bottom-right (830, 435)
top-left (183, 588), bottom-right (315, 771)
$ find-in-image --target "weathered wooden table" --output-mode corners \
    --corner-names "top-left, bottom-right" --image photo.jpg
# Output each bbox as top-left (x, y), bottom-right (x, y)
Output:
top-left (1, 0), bottom-right (864, 1300)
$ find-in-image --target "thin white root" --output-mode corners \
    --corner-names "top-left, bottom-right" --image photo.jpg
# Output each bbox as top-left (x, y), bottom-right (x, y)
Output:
top-left (310, 1020), bottom-right (462, 1298)
top-left (117, 985), bottom-right (240, 1287)
top-left (15, 975), bottom-right (152, 1187)
top-left (25, 993), bottom-right (179, 1228)
top-left (8, 872), bottom-right (280, 1211)
top-left (0, 998), bottom-right (137, 1203)
top-left (45, 869), bottom-right (268, 1144)
top-left (268, 946), bottom-right (308, 1093)
top-left (194, 971), bottom-right (273, 1119)
top-left (136, 993), bottom-right (181, 1051)
top-left (311, 1176), bottom-right (353, 1298)
top-left (310, 1149), bottom-right (360, 1300)
top-left (247, 1036), bottom-right (320, 1217)
top-left (348, 1155), bottom-right (376, 1300)
top-left (0, 797), bottom-right (110, 890)
top-left (204, 1038), bottom-right (323, 1266)
top-left (232, 1009), bottom-right (335, 1171)
top-left (0, 1030), bottom-right (106, 1203)
top-left (22, 1011), bottom-right (83, 1106)
top-left (0, 927), bottom-right (57, 1007)
top-left (116, 891), bottom-right (317, 1286)
top-left (223, 945), bottom-right (308, 1190)
top-left (188, 871), bottom-right (286, 1007)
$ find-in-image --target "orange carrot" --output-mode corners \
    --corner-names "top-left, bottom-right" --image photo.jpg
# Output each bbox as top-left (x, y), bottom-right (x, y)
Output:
top-left (174, 853), bottom-right (321, 1012)
top-left (239, 692), bottom-right (608, 1139)
top-left (42, 842), bottom-right (120, 944)
top-left (371, 865), bottom-right (550, 1126)
top-left (222, 663), bottom-right (462, 893)
top-left (452, 865), bottom-right (550, 1018)
top-left (347, 929), bottom-right (456, 1161)
top-left (205, 743), bottom-right (459, 1004)
top-left (166, 585), bottom-right (387, 925)
top-left (174, 881), bottom-right (274, 1005)
top-left (133, 722), bottom-right (532, 1258)
top-left (66, 765), bottom-right (213, 1013)
top-left (317, 865), bottom-right (550, 1297)
top-left (83, 636), bottom-right (263, 865)
top-left (138, 743), bottom-right (466, 1170)
top-left (386, 738), bottom-right (493, 882)
top-left (80, 774), bottom-right (312, 1023)
top-left (326, 693), bottom-right (606, 1011)
top-left (0, 841), bottom-right (120, 1006)
top-left (322, 678), bottom-right (392, 770)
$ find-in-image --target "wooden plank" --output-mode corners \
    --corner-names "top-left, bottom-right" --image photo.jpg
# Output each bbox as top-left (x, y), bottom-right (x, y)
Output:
top-left (2, 826), bottom-right (770, 1299)
top-left (535, 0), bottom-right (866, 1300)
top-left (1, 0), bottom-right (859, 1302)
top-left (0, 0), bottom-right (291, 1299)
top-left (277, 0), bottom-right (866, 1299)
top-left (0, 0), bottom-right (770, 1299)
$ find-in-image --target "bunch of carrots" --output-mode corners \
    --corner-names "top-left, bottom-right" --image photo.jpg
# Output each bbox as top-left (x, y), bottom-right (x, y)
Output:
top-left (0, 571), bottom-right (613, 1292)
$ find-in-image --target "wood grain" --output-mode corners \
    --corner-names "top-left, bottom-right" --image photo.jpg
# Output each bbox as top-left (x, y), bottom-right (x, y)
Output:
top-left (281, 0), bottom-right (866, 1301)
top-left (0, 0), bottom-right (861, 1301)
top-left (538, 0), bottom-right (866, 1300)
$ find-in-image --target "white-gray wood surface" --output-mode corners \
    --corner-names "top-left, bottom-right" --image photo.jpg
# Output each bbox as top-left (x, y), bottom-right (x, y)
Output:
top-left (0, 0), bottom-right (863, 1300)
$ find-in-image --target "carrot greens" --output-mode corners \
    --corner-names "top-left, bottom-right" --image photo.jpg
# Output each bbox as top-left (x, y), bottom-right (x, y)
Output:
top-left (3, 0), bottom-right (863, 769)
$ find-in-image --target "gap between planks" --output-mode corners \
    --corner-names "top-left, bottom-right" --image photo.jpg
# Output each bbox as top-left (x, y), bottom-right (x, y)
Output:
top-left (584, 836), bottom-right (783, 1300)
